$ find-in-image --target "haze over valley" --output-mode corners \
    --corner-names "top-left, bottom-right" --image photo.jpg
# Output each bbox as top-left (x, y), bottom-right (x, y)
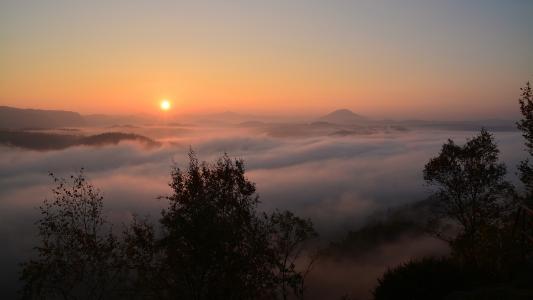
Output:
top-left (2, 1), bottom-right (532, 299)
top-left (0, 105), bottom-right (525, 298)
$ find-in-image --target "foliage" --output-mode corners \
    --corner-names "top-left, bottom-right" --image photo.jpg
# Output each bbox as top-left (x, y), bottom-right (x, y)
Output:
top-left (517, 81), bottom-right (533, 199)
top-left (120, 216), bottom-right (162, 299)
top-left (374, 256), bottom-right (533, 300)
top-left (157, 152), bottom-right (275, 299)
top-left (423, 129), bottom-right (515, 266)
top-left (268, 210), bottom-right (318, 299)
top-left (371, 83), bottom-right (533, 300)
top-left (21, 153), bottom-right (318, 300)
top-left (373, 257), bottom-right (492, 300)
top-left (154, 152), bottom-right (318, 299)
top-left (20, 170), bottom-right (124, 299)
top-left (514, 81), bottom-right (533, 269)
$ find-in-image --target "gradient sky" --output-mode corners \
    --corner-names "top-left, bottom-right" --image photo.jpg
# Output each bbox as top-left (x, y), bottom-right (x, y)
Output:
top-left (1, 0), bottom-right (532, 119)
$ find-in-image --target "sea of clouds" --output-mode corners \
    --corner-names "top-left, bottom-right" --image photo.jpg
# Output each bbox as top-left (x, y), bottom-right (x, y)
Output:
top-left (0, 124), bottom-right (524, 298)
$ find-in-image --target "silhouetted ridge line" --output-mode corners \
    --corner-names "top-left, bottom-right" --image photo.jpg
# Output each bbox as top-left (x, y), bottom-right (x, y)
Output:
top-left (0, 130), bottom-right (160, 150)
top-left (318, 109), bottom-right (367, 124)
top-left (0, 106), bottom-right (86, 129)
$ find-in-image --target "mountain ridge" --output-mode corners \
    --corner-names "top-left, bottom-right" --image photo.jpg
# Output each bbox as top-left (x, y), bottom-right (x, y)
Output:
top-left (0, 106), bottom-right (86, 129)
top-left (318, 109), bottom-right (367, 124)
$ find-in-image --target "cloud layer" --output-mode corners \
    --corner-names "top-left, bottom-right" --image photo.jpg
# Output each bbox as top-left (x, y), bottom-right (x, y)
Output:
top-left (0, 125), bottom-right (524, 298)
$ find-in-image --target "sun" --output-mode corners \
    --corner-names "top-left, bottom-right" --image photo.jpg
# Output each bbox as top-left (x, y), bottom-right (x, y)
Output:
top-left (160, 99), bottom-right (171, 111)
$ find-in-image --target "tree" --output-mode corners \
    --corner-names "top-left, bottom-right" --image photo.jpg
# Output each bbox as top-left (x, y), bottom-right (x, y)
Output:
top-left (517, 81), bottom-right (533, 200)
top-left (268, 210), bottom-right (318, 300)
top-left (20, 170), bottom-right (125, 300)
top-left (154, 151), bottom-right (319, 299)
top-left (157, 152), bottom-right (274, 299)
top-left (514, 81), bottom-right (533, 265)
top-left (21, 153), bottom-right (318, 300)
top-left (120, 216), bottom-right (162, 299)
top-left (373, 257), bottom-right (492, 300)
top-left (423, 129), bottom-right (515, 266)
top-left (374, 256), bottom-right (533, 300)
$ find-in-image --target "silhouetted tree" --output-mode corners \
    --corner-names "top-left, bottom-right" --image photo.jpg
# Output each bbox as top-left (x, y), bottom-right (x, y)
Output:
top-left (373, 256), bottom-right (533, 300)
top-left (373, 257), bottom-right (492, 300)
top-left (157, 152), bottom-right (274, 299)
top-left (374, 84), bottom-right (533, 300)
top-left (20, 170), bottom-right (125, 300)
top-left (156, 152), bottom-right (319, 299)
top-left (423, 129), bottom-right (515, 267)
top-left (517, 82), bottom-right (533, 200)
top-left (120, 216), bottom-right (162, 299)
top-left (268, 210), bottom-right (318, 300)
top-left (514, 81), bottom-right (533, 265)
top-left (21, 153), bottom-right (319, 300)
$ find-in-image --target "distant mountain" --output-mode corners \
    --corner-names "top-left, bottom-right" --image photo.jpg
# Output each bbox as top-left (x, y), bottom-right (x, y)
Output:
top-left (318, 109), bottom-right (367, 124)
top-left (0, 130), bottom-right (160, 150)
top-left (393, 119), bottom-right (517, 132)
top-left (0, 106), bottom-right (85, 129)
top-left (83, 114), bottom-right (153, 126)
top-left (210, 111), bottom-right (248, 119)
top-left (0, 106), bottom-right (159, 128)
top-left (237, 121), bottom-right (267, 127)
top-left (202, 111), bottom-right (263, 123)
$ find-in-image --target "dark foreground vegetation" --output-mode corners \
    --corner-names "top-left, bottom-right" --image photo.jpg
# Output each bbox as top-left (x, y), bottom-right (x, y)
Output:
top-left (21, 152), bottom-right (318, 300)
top-left (20, 83), bottom-right (533, 299)
top-left (371, 83), bottom-right (533, 300)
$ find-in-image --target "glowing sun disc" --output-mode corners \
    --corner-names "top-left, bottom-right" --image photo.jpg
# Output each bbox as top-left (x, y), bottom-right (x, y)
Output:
top-left (160, 100), bottom-right (171, 111)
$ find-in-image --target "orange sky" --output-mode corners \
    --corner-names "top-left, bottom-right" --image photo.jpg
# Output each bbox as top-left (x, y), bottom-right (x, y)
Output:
top-left (1, 1), bottom-right (531, 119)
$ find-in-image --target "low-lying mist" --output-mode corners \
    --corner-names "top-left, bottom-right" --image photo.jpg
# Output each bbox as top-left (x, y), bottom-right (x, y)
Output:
top-left (0, 121), bottom-right (524, 298)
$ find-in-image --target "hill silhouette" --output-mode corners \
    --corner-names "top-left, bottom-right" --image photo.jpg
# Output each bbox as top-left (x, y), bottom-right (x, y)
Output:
top-left (0, 106), bottom-right (85, 129)
top-left (83, 114), bottom-right (153, 126)
top-left (318, 109), bottom-right (367, 124)
top-left (0, 130), bottom-right (160, 150)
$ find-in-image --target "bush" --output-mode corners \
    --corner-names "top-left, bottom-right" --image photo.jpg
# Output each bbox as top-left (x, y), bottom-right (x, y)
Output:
top-left (373, 257), bottom-right (492, 300)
